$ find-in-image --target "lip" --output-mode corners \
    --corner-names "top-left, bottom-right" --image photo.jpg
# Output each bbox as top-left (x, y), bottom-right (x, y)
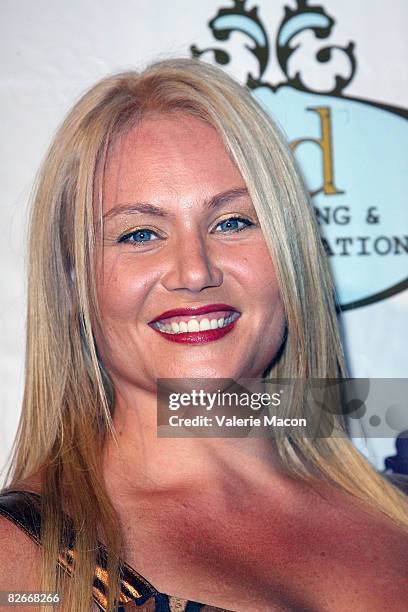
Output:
top-left (149, 303), bottom-right (239, 324)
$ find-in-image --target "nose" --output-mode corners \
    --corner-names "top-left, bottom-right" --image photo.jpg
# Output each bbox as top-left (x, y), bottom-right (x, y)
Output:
top-left (160, 233), bottom-right (223, 293)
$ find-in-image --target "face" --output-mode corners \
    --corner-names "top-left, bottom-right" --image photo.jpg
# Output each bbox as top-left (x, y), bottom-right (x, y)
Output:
top-left (95, 114), bottom-right (286, 393)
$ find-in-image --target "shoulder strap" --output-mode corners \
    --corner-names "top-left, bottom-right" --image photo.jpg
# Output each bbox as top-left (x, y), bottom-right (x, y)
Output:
top-left (0, 489), bottom-right (43, 544)
top-left (0, 489), bottom-right (157, 610)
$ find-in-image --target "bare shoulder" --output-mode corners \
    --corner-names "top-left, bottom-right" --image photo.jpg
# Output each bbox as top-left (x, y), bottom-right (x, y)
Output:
top-left (0, 476), bottom-right (43, 591)
top-left (0, 512), bottom-right (42, 591)
top-left (297, 479), bottom-right (408, 610)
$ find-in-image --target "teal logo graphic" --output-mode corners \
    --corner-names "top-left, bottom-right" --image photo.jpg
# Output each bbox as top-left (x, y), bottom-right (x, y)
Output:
top-left (191, 0), bottom-right (408, 310)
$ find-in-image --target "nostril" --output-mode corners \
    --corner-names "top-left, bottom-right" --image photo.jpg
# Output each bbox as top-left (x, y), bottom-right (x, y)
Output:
top-left (160, 254), bottom-right (223, 293)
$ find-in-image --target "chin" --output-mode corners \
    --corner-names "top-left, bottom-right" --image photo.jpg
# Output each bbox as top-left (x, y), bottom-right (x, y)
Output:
top-left (160, 366), bottom-right (230, 380)
top-left (157, 364), bottom-right (249, 387)
top-left (156, 378), bottom-right (236, 407)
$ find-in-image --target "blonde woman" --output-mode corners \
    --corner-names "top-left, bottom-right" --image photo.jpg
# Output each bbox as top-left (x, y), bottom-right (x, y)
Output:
top-left (0, 59), bottom-right (407, 612)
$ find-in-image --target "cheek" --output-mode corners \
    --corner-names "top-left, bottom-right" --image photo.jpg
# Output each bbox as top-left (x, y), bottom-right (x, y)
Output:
top-left (228, 243), bottom-right (286, 354)
top-left (94, 256), bottom-right (156, 373)
top-left (97, 255), bottom-right (152, 321)
top-left (238, 245), bottom-right (282, 306)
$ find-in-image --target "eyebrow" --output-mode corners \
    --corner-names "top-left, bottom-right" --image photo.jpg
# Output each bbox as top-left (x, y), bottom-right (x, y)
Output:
top-left (102, 187), bottom-right (250, 221)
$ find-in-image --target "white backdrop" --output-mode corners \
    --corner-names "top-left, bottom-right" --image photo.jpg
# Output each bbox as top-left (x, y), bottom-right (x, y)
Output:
top-left (1, 0), bottom-right (407, 482)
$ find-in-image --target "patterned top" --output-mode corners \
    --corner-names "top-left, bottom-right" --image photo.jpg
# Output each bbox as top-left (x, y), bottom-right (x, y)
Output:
top-left (0, 490), bottom-right (231, 611)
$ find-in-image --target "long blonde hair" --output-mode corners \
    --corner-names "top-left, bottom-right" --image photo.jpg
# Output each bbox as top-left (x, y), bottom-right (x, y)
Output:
top-left (4, 58), bottom-right (408, 611)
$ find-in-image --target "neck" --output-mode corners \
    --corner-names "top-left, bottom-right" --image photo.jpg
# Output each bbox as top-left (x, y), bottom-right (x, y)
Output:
top-left (102, 379), bottom-right (287, 503)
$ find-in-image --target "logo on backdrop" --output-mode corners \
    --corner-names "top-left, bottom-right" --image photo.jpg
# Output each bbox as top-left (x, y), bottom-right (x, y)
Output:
top-left (191, 0), bottom-right (408, 310)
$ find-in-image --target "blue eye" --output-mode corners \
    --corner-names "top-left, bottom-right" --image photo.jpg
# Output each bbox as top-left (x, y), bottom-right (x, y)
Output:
top-left (119, 228), bottom-right (158, 244)
top-left (214, 217), bottom-right (254, 233)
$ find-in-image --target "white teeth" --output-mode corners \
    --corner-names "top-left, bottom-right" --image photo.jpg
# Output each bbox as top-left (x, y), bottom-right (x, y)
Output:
top-left (187, 319), bottom-right (200, 332)
top-left (199, 318), bottom-right (211, 331)
top-left (153, 312), bottom-right (240, 334)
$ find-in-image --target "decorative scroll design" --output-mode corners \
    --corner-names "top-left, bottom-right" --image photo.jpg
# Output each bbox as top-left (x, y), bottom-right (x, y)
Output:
top-left (191, 0), bottom-right (357, 95)
top-left (191, 0), bottom-right (269, 88)
top-left (277, 0), bottom-right (356, 94)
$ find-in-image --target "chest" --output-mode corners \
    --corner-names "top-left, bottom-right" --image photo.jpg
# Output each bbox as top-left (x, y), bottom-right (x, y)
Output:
top-left (116, 491), bottom-right (408, 612)
top-left (118, 496), bottom-right (328, 610)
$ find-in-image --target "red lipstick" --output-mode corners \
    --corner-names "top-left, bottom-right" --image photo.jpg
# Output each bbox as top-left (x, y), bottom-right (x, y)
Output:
top-left (149, 303), bottom-right (238, 324)
top-left (148, 303), bottom-right (241, 344)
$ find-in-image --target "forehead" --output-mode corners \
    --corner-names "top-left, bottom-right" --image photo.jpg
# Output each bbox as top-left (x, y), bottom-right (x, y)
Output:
top-left (101, 113), bottom-right (245, 214)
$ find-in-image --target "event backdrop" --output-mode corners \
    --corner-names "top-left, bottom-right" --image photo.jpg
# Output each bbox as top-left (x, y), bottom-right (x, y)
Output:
top-left (1, 0), bottom-right (407, 483)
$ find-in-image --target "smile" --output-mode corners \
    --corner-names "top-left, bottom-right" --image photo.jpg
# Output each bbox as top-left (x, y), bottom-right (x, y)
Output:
top-left (148, 305), bottom-right (241, 344)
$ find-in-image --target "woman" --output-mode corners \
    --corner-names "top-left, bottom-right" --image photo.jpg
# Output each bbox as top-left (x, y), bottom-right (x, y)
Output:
top-left (0, 58), bottom-right (407, 612)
